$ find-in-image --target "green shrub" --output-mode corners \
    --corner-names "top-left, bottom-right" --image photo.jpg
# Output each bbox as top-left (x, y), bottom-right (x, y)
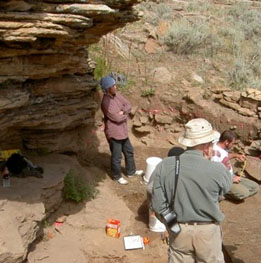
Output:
top-left (219, 26), bottom-right (245, 56)
top-left (138, 1), bottom-right (153, 12)
top-left (155, 3), bottom-right (172, 20)
top-left (228, 59), bottom-right (252, 90)
top-left (88, 43), bottom-right (112, 81)
top-left (230, 31), bottom-right (245, 57)
top-left (63, 170), bottom-right (98, 203)
top-left (187, 1), bottom-right (218, 14)
top-left (143, 2), bottom-right (173, 25)
top-left (179, 1), bottom-right (261, 91)
top-left (164, 19), bottom-right (218, 55)
top-left (93, 56), bottom-right (111, 81)
top-left (141, 88), bottom-right (155, 97)
top-left (227, 3), bottom-right (261, 39)
top-left (249, 49), bottom-right (261, 77)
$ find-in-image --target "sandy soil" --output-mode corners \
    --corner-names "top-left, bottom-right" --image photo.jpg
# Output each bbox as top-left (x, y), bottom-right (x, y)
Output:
top-left (26, 120), bottom-right (261, 263)
top-left (26, 140), bottom-right (171, 263)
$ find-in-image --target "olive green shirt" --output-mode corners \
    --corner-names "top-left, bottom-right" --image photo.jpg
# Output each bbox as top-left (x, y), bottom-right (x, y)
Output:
top-left (151, 150), bottom-right (233, 223)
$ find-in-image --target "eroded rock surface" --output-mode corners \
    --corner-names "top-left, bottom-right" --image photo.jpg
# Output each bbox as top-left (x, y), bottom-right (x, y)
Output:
top-left (0, 154), bottom-right (83, 263)
top-left (0, 0), bottom-right (142, 151)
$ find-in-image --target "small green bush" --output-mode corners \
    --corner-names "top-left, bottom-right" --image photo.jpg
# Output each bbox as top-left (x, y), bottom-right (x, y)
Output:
top-left (187, 1), bottom-right (217, 14)
top-left (228, 59), bottom-right (252, 90)
top-left (143, 2), bottom-right (173, 25)
top-left (219, 26), bottom-right (245, 57)
top-left (138, 1), bottom-right (153, 12)
top-left (164, 19), bottom-right (217, 55)
top-left (155, 3), bottom-right (172, 20)
top-left (141, 88), bottom-right (155, 97)
top-left (63, 170), bottom-right (97, 203)
top-left (227, 3), bottom-right (261, 39)
top-left (94, 56), bottom-right (111, 81)
top-left (249, 47), bottom-right (261, 77)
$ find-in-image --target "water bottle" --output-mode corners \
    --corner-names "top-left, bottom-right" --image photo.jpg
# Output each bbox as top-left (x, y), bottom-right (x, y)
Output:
top-left (2, 167), bottom-right (10, 187)
top-left (3, 174), bottom-right (10, 187)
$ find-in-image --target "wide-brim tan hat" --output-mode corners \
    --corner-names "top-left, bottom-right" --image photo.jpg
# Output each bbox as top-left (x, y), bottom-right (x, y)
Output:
top-left (178, 118), bottom-right (220, 147)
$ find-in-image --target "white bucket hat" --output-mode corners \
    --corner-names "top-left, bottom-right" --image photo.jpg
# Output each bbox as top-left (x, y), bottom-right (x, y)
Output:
top-left (178, 118), bottom-right (220, 147)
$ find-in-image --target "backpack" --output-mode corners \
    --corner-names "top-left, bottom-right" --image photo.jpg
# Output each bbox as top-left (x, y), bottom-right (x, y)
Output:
top-left (5, 153), bottom-right (27, 174)
top-left (109, 72), bottom-right (127, 87)
top-left (5, 153), bottom-right (44, 178)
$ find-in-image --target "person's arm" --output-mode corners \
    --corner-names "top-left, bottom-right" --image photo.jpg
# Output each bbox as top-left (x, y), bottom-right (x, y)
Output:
top-left (101, 97), bottom-right (128, 123)
top-left (220, 167), bottom-right (234, 195)
top-left (103, 108), bottom-right (128, 123)
top-left (233, 175), bottom-right (241, 183)
top-left (228, 152), bottom-right (246, 161)
top-left (117, 93), bottom-right (131, 114)
top-left (151, 164), bottom-right (169, 215)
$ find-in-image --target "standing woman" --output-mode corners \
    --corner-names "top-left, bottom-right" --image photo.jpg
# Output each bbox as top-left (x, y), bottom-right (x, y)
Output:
top-left (100, 75), bottom-right (143, 185)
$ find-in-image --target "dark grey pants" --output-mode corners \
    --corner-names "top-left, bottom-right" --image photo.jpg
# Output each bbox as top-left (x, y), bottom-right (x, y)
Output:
top-left (109, 138), bottom-right (136, 180)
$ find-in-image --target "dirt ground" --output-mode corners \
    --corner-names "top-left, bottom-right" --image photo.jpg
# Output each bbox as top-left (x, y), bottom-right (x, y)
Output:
top-left (26, 132), bottom-right (261, 263)
top-left (30, 120), bottom-right (261, 263)
top-left (24, 104), bottom-right (261, 263)
top-left (26, 131), bottom-right (172, 263)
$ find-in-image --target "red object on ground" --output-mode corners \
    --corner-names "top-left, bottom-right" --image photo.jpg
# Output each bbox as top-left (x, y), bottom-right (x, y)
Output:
top-left (106, 219), bottom-right (121, 238)
top-left (143, 237), bottom-right (150, 245)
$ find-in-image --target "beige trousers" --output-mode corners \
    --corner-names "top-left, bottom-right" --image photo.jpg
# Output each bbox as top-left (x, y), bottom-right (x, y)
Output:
top-left (168, 223), bottom-right (224, 263)
top-left (227, 177), bottom-right (259, 200)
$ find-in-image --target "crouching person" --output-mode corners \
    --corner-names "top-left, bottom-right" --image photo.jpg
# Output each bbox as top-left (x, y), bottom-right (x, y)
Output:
top-left (211, 130), bottom-right (259, 201)
top-left (151, 118), bottom-right (233, 263)
top-left (5, 153), bottom-right (44, 178)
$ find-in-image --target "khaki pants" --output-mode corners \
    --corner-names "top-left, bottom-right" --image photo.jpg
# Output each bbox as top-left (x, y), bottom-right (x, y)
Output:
top-left (227, 177), bottom-right (259, 200)
top-left (168, 223), bottom-right (224, 263)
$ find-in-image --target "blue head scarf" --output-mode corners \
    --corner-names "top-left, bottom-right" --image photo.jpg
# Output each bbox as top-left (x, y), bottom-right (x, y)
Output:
top-left (100, 76), bottom-right (116, 94)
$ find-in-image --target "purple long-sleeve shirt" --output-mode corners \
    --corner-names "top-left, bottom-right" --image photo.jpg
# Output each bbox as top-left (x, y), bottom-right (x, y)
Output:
top-left (101, 92), bottom-right (131, 140)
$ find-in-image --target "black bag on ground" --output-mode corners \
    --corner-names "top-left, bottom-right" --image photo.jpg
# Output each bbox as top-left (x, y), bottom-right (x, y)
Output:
top-left (5, 153), bottom-right (27, 174)
top-left (5, 153), bottom-right (44, 177)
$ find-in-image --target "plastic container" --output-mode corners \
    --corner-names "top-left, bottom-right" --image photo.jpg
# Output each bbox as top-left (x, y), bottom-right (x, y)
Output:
top-left (3, 174), bottom-right (10, 187)
top-left (149, 209), bottom-right (166, 232)
top-left (143, 157), bottom-right (162, 183)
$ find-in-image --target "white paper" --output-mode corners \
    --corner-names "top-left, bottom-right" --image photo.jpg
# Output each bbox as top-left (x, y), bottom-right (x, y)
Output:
top-left (123, 235), bottom-right (144, 250)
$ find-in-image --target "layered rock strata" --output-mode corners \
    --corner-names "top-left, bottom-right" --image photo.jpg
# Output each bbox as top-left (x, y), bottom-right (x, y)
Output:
top-left (0, 0), bottom-right (142, 151)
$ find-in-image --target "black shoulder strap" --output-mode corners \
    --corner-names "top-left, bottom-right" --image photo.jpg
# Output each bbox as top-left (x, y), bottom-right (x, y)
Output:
top-left (170, 155), bottom-right (180, 208)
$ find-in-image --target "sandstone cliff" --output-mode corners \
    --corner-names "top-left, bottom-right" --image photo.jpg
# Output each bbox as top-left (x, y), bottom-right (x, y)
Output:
top-left (0, 1), bottom-right (142, 260)
top-left (0, 0), bottom-right (142, 152)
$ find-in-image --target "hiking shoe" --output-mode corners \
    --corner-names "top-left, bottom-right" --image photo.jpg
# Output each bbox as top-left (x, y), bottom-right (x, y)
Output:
top-left (117, 177), bottom-right (128, 185)
top-left (127, 170), bottom-right (144, 178)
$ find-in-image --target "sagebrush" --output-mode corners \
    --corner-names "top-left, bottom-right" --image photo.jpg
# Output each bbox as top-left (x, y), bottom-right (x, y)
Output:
top-left (63, 170), bottom-right (98, 203)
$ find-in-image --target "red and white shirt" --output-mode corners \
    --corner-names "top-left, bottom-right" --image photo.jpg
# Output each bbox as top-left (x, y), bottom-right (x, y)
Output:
top-left (211, 143), bottom-right (233, 175)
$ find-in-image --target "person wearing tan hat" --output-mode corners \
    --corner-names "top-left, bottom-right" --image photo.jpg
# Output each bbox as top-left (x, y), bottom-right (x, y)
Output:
top-left (151, 118), bottom-right (233, 263)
